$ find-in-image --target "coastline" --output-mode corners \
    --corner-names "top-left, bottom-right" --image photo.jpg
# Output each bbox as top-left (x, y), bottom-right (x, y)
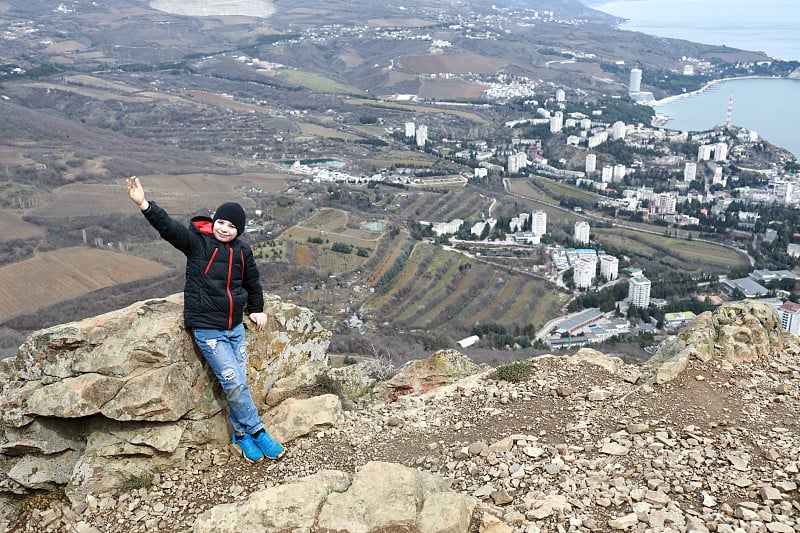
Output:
top-left (650, 75), bottom-right (780, 106)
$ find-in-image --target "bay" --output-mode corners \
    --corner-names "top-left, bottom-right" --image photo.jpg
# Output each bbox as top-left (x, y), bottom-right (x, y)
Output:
top-left (653, 78), bottom-right (800, 158)
top-left (586, 0), bottom-right (800, 157)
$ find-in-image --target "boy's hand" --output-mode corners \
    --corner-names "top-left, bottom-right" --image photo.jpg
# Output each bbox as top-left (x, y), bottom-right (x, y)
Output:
top-left (127, 175), bottom-right (149, 211)
top-left (249, 312), bottom-right (267, 331)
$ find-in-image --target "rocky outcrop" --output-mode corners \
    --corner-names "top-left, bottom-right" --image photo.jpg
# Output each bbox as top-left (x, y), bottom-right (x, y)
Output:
top-left (374, 348), bottom-right (488, 400)
top-left (3, 299), bottom-right (800, 533)
top-left (0, 293), bottom-right (330, 506)
top-left (193, 461), bottom-right (479, 533)
top-left (646, 300), bottom-right (800, 383)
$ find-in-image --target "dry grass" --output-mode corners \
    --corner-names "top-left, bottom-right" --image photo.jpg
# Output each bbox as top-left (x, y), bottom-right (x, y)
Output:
top-left (418, 79), bottom-right (487, 100)
top-left (395, 53), bottom-right (506, 75)
top-left (297, 123), bottom-right (361, 140)
top-left (0, 209), bottom-right (44, 241)
top-left (0, 247), bottom-right (170, 323)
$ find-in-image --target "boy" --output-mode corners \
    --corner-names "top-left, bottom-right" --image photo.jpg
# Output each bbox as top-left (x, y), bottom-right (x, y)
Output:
top-left (127, 175), bottom-right (284, 462)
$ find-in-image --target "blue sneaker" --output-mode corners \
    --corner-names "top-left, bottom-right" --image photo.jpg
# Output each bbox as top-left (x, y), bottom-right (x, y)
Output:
top-left (251, 429), bottom-right (285, 459)
top-left (232, 432), bottom-right (264, 463)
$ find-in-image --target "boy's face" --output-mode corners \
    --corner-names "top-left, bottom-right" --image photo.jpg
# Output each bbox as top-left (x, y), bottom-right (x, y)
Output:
top-left (213, 219), bottom-right (238, 243)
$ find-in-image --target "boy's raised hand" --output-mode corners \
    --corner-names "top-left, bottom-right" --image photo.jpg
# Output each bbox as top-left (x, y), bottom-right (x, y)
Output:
top-left (127, 175), bottom-right (149, 211)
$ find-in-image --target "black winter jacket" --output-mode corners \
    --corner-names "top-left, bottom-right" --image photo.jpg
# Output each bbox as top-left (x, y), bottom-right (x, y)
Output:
top-left (142, 201), bottom-right (264, 330)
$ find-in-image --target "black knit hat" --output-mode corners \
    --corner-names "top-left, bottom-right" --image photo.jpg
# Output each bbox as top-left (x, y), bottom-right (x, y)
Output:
top-left (213, 202), bottom-right (246, 235)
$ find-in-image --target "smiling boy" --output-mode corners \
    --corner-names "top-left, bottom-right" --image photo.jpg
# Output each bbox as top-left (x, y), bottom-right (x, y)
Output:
top-left (127, 175), bottom-right (284, 462)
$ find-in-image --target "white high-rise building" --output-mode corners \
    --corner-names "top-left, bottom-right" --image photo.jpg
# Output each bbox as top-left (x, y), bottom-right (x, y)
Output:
top-left (780, 301), bottom-right (800, 334)
top-left (652, 192), bottom-right (677, 214)
top-left (404, 122), bottom-right (416, 138)
top-left (550, 112), bottom-right (563, 133)
top-left (684, 161), bottom-right (697, 182)
top-left (600, 254), bottom-right (619, 281)
top-left (613, 164), bottom-right (626, 181)
top-left (531, 210), bottom-right (547, 236)
top-left (629, 68), bottom-right (642, 93)
top-left (698, 144), bottom-right (713, 161)
top-left (415, 124), bottom-right (428, 147)
top-left (574, 221), bottom-right (590, 245)
top-left (574, 257), bottom-right (597, 289)
top-left (585, 153), bottom-right (597, 173)
top-left (507, 152), bottom-right (528, 174)
top-left (601, 166), bottom-right (613, 183)
top-left (714, 142), bottom-right (728, 161)
top-left (611, 121), bottom-right (627, 140)
top-left (628, 274), bottom-right (651, 308)
top-left (712, 165), bottom-right (725, 186)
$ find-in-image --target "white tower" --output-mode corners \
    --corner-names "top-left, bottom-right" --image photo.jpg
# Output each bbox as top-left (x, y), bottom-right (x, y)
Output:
top-left (574, 221), bottom-right (590, 245)
top-left (585, 153), bottom-right (597, 173)
top-left (684, 162), bottom-right (697, 182)
top-left (629, 68), bottom-right (642, 93)
top-left (415, 124), bottom-right (428, 147)
top-left (628, 274), bottom-right (651, 308)
top-left (531, 210), bottom-right (547, 236)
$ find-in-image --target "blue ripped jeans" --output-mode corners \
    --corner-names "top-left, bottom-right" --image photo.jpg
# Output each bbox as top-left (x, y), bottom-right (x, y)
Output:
top-left (192, 324), bottom-right (265, 436)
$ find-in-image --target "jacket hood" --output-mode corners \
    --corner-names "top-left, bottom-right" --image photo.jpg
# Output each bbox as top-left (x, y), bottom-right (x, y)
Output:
top-left (191, 216), bottom-right (214, 236)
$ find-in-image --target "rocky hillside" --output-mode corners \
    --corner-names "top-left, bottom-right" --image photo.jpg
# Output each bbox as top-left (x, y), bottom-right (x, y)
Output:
top-left (1, 298), bottom-right (800, 532)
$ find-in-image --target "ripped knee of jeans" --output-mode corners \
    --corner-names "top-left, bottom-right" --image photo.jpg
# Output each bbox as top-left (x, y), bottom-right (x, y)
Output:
top-left (205, 339), bottom-right (218, 351)
top-left (221, 367), bottom-right (236, 382)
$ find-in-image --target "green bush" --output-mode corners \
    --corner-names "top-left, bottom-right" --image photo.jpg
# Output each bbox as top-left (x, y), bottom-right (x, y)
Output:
top-left (495, 361), bottom-right (535, 383)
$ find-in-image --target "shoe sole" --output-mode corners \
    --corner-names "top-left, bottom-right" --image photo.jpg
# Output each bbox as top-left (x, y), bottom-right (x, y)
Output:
top-left (230, 442), bottom-right (264, 463)
top-left (263, 448), bottom-right (286, 460)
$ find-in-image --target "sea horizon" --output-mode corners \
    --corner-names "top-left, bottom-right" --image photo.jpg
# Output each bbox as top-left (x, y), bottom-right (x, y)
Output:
top-left (588, 0), bottom-right (800, 62)
top-left (585, 0), bottom-right (800, 158)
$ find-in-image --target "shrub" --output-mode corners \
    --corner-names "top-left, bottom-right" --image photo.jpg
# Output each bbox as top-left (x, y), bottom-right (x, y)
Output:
top-left (331, 242), bottom-right (353, 254)
top-left (495, 361), bottom-right (535, 383)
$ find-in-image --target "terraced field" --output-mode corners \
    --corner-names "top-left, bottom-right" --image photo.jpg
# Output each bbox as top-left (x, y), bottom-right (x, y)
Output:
top-left (362, 243), bottom-right (562, 336)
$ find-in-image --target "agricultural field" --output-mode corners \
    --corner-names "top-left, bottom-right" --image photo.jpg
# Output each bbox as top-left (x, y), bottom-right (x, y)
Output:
top-left (0, 209), bottom-right (44, 242)
top-left (316, 247), bottom-right (369, 275)
top-left (360, 150), bottom-right (440, 171)
top-left (531, 176), bottom-right (598, 204)
top-left (298, 123), bottom-right (362, 141)
top-left (24, 173), bottom-right (289, 219)
top-left (593, 227), bottom-right (748, 274)
top-left (362, 243), bottom-right (562, 336)
top-left (279, 70), bottom-right (364, 95)
top-left (0, 247), bottom-right (170, 323)
top-left (403, 189), bottom-right (495, 223)
top-left (279, 208), bottom-right (385, 275)
top-left (418, 79), bottom-right (487, 100)
top-left (394, 53), bottom-right (506, 75)
top-left (342, 98), bottom-right (487, 123)
top-left (293, 208), bottom-right (383, 242)
top-left (366, 232), bottom-right (412, 285)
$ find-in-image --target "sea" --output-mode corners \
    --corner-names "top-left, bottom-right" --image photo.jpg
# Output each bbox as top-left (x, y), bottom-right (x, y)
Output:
top-left (587, 0), bottom-right (800, 158)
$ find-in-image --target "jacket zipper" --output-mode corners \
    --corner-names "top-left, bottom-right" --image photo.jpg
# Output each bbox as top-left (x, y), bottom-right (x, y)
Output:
top-left (226, 244), bottom-right (234, 329)
top-left (204, 248), bottom-right (218, 274)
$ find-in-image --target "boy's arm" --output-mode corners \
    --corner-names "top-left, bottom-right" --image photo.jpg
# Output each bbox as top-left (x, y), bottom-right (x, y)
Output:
top-left (128, 175), bottom-right (195, 255)
top-left (242, 247), bottom-right (266, 329)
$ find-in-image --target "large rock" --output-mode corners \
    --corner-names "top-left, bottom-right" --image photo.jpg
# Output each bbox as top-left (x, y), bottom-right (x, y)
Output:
top-left (374, 349), bottom-right (487, 401)
top-left (0, 293), bottom-right (330, 505)
top-left (263, 394), bottom-right (343, 443)
top-left (193, 461), bottom-right (478, 533)
top-left (646, 301), bottom-right (800, 383)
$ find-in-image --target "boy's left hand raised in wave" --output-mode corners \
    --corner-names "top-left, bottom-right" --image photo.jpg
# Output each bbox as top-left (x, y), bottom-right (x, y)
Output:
top-left (127, 175), bottom-right (149, 211)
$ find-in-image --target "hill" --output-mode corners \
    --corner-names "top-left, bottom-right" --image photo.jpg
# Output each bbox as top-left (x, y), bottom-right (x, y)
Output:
top-left (0, 0), bottom-right (777, 360)
top-left (1, 298), bottom-right (799, 531)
